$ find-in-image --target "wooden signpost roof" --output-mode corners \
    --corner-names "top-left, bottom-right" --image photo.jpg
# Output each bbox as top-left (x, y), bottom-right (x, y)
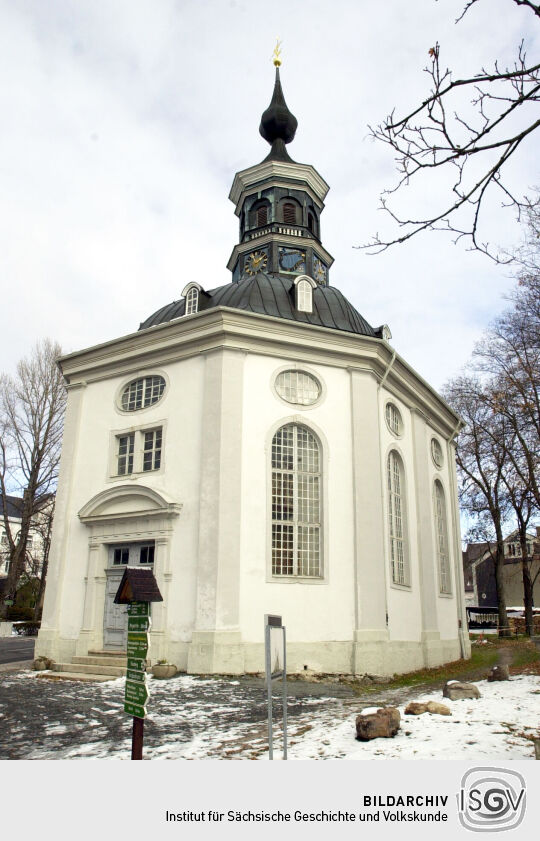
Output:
top-left (114, 567), bottom-right (163, 604)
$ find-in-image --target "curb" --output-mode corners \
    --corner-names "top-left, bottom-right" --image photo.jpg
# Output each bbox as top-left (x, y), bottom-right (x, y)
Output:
top-left (0, 660), bottom-right (34, 673)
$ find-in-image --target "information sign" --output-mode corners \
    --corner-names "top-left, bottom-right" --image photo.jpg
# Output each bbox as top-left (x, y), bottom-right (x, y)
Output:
top-left (128, 615), bottom-right (151, 633)
top-left (124, 701), bottom-right (147, 719)
top-left (125, 679), bottom-right (149, 707)
top-left (127, 632), bottom-right (149, 660)
top-left (127, 669), bottom-right (146, 683)
top-left (127, 601), bottom-right (150, 617)
top-left (127, 656), bottom-right (146, 672)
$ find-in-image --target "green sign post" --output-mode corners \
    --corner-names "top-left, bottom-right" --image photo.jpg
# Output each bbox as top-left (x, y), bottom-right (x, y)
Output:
top-left (113, 570), bottom-right (163, 760)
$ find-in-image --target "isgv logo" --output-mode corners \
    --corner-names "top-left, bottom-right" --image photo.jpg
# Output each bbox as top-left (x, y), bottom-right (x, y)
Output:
top-left (458, 767), bottom-right (526, 832)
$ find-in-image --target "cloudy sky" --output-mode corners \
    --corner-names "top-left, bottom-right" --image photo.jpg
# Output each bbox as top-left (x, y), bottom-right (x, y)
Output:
top-left (1, 0), bottom-right (538, 389)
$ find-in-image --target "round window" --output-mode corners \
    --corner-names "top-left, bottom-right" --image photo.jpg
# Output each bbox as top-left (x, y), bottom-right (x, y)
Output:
top-left (431, 438), bottom-right (444, 468)
top-left (275, 370), bottom-right (321, 406)
top-left (385, 402), bottom-right (403, 436)
top-left (120, 375), bottom-right (165, 411)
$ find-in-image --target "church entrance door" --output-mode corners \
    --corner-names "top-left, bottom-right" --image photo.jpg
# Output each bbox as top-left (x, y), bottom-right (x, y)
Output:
top-left (103, 543), bottom-right (155, 650)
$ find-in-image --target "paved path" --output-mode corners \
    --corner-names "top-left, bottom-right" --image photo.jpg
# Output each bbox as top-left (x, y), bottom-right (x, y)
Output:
top-left (0, 637), bottom-right (35, 665)
top-left (0, 670), bottom-right (414, 760)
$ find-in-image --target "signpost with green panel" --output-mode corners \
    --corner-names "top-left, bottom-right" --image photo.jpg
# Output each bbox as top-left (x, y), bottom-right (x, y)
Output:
top-left (113, 567), bottom-right (163, 760)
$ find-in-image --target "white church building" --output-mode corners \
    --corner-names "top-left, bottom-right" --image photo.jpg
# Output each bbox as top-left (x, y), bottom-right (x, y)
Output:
top-left (36, 66), bottom-right (470, 676)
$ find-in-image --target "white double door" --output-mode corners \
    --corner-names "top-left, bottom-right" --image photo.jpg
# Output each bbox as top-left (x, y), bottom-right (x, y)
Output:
top-left (103, 542), bottom-right (154, 650)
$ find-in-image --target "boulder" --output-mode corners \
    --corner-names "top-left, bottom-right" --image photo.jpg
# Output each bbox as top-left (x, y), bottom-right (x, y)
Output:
top-left (426, 701), bottom-right (451, 715)
top-left (404, 702), bottom-right (428, 715)
top-left (32, 656), bottom-right (53, 671)
top-left (358, 673), bottom-right (393, 686)
top-left (443, 681), bottom-right (481, 700)
top-left (356, 706), bottom-right (401, 741)
top-left (487, 664), bottom-right (510, 682)
top-left (405, 700), bottom-right (451, 716)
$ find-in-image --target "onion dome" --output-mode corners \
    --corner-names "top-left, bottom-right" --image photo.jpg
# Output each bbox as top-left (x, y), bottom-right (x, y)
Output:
top-left (259, 68), bottom-right (298, 163)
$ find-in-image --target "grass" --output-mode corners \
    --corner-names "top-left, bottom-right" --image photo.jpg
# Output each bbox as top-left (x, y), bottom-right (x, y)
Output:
top-left (344, 637), bottom-right (540, 695)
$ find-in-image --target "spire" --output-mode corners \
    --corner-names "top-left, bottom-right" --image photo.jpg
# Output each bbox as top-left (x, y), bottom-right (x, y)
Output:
top-left (259, 65), bottom-right (298, 163)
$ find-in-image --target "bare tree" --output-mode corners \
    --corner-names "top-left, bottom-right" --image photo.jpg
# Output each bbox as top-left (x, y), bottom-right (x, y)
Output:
top-left (444, 375), bottom-right (512, 634)
top-left (0, 340), bottom-right (66, 620)
top-left (363, 0), bottom-right (540, 260)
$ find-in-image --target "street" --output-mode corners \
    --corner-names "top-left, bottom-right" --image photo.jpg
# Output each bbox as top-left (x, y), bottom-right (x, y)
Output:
top-left (0, 637), bottom-right (35, 665)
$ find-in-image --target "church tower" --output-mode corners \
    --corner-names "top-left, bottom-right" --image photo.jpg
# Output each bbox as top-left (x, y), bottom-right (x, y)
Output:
top-left (228, 58), bottom-right (333, 288)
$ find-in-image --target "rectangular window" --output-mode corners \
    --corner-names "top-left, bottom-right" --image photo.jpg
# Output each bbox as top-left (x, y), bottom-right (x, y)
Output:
top-left (1, 533), bottom-right (7, 546)
top-left (113, 547), bottom-right (130, 565)
top-left (117, 433), bottom-right (135, 475)
top-left (142, 429), bottom-right (162, 472)
top-left (114, 426), bottom-right (163, 476)
top-left (140, 545), bottom-right (155, 564)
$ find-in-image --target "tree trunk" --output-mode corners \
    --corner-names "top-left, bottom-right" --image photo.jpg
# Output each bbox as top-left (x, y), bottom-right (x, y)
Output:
top-left (519, 530), bottom-right (534, 636)
top-left (493, 529), bottom-right (510, 637)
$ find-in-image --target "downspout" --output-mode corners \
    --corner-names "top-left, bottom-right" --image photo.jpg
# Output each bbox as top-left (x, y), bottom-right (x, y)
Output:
top-left (448, 420), bottom-right (468, 658)
top-left (376, 347), bottom-right (396, 634)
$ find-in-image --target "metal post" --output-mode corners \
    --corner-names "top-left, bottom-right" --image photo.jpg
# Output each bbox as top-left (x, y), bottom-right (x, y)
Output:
top-left (282, 625), bottom-right (287, 760)
top-left (131, 716), bottom-right (144, 760)
top-left (265, 623), bottom-right (273, 760)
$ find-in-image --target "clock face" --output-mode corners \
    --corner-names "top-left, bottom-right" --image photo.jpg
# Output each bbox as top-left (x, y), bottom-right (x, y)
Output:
top-left (278, 247), bottom-right (306, 274)
top-left (313, 257), bottom-right (327, 285)
top-left (244, 249), bottom-right (268, 276)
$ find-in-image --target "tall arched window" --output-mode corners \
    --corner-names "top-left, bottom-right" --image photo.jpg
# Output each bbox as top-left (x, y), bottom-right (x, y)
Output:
top-left (185, 286), bottom-right (199, 315)
top-left (271, 423), bottom-right (321, 577)
top-left (434, 480), bottom-right (451, 594)
top-left (387, 451), bottom-right (409, 585)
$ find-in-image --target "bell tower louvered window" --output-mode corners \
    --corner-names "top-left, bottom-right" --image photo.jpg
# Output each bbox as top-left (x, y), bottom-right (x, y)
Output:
top-left (256, 205), bottom-right (268, 226)
top-left (283, 202), bottom-right (297, 224)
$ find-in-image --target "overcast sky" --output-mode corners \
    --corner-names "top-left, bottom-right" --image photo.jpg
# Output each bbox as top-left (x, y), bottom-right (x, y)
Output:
top-left (1, 0), bottom-right (538, 389)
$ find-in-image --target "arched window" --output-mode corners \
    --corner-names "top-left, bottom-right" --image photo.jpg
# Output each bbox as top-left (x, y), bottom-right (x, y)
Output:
top-left (387, 451), bottom-right (409, 585)
top-left (434, 481), bottom-right (451, 593)
top-left (307, 210), bottom-right (317, 235)
top-left (185, 286), bottom-right (199, 315)
top-left (296, 278), bottom-right (312, 313)
top-left (282, 202), bottom-right (298, 225)
top-left (271, 423), bottom-right (321, 577)
top-left (249, 200), bottom-right (270, 229)
top-left (256, 205), bottom-right (268, 226)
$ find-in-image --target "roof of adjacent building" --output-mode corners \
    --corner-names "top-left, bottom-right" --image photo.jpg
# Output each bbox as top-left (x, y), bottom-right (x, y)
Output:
top-left (0, 496), bottom-right (24, 519)
top-left (139, 272), bottom-right (379, 338)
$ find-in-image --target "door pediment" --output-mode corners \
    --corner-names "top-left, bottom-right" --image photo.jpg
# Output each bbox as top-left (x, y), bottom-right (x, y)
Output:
top-left (78, 485), bottom-right (181, 525)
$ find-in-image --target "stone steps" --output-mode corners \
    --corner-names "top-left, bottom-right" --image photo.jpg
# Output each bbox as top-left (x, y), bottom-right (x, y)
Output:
top-left (37, 650), bottom-right (130, 682)
top-left (36, 670), bottom-right (116, 683)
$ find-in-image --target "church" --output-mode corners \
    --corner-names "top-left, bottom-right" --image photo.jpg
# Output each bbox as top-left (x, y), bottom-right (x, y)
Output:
top-left (36, 61), bottom-right (470, 676)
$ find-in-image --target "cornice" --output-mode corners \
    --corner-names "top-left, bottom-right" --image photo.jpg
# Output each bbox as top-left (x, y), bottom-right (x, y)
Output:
top-left (229, 160), bottom-right (329, 207)
top-left (59, 307), bottom-right (461, 436)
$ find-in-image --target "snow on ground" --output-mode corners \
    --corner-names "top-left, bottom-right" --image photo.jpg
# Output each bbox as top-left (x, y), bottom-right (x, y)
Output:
top-left (1, 670), bottom-right (539, 760)
top-left (290, 676), bottom-right (540, 761)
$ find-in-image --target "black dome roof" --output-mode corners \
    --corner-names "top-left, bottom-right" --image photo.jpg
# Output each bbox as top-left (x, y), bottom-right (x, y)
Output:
top-left (139, 273), bottom-right (378, 338)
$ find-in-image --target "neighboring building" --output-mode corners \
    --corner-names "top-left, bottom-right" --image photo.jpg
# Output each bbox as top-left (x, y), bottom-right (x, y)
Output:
top-left (0, 494), bottom-right (51, 583)
top-left (36, 66), bottom-right (470, 675)
top-left (464, 529), bottom-right (540, 609)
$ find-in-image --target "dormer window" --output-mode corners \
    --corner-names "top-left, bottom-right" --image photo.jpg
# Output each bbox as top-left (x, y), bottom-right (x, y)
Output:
top-left (294, 275), bottom-right (316, 314)
top-left (181, 282), bottom-right (204, 316)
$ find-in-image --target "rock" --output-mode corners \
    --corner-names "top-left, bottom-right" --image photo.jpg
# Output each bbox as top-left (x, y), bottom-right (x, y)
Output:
top-left (425, 701), bottom-right (451, 715)
top-left (405, 700), bottom-right (451, 716)
top-left (405, 702), bottom-right (428, 715)
top-left (32, 656), bottom-right (52, 671)
top-left (443, 681), bottom-right (481, 700)
top-left (355, 706), bottom-right (401, 741)
top-left (151, 663), bottom-right (177, 679)
top-left (487, 664), bottom-right (510, 682)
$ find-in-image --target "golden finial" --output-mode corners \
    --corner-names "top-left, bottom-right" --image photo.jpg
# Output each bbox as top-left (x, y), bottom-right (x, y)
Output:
top-left (272, 39), bottom-right (282, 67)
